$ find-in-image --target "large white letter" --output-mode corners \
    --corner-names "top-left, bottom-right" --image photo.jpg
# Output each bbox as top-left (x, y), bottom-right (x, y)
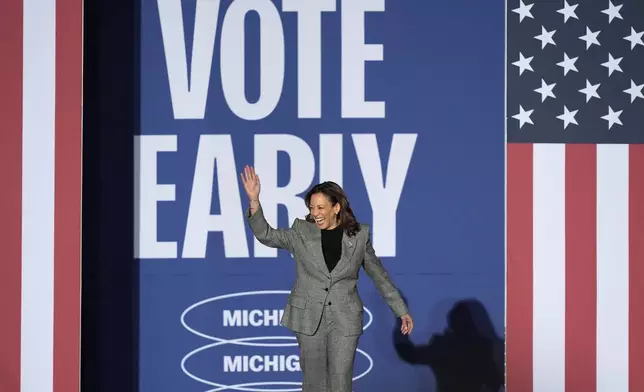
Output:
top-left (220, 0), bottom-right (284, 120)
top-left (319, 134), bottom-right (343, 186)
top-left (352, 133), bottom-right (417, 256)
top-left (134, 135), bottom-right (178, 258)
top-left (254, 135), bottom-right (314, 257)
top-left (183, 135), bottom-right (249, 258)
top-left (282, 0), bottom-right (335, 118)
top-left (158, 0), bottom-right (221, 119)
top-left (341, 0), bottom-right (385, 118)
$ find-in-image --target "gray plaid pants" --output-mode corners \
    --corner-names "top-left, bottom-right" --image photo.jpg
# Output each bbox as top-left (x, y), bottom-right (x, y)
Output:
top-left (295, 305), bottom-right (360, 392)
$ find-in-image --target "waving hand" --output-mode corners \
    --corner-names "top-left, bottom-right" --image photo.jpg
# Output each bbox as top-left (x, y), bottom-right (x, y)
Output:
top-left (241, 165), bottom-right (261, 201)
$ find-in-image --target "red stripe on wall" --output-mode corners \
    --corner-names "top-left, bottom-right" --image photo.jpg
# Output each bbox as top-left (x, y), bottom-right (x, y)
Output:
top-left (564, 144), bottom-right (597, 392)
top-left (630, 144), bottom-right (644, 392)
top-left (506, 143), bottom-right (533, 392)
top-left (0, 1), bottom-right (23, 392)
top-left (53, 0), bottom-right (83, 391)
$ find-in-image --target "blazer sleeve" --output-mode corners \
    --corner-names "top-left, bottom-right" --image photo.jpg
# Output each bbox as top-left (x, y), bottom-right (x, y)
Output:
top-left (361, 226), bottom-right (408, 318)
top-left (246, 203), bottom-right (298, 252)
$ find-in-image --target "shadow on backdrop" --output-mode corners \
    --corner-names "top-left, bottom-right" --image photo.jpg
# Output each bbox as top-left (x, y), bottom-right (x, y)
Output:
top-left (393, 297), bottom-right (505, 392)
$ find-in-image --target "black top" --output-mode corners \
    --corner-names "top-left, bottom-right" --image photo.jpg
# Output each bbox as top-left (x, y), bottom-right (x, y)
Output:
top-left (321, 225), bottom-right (344, 272)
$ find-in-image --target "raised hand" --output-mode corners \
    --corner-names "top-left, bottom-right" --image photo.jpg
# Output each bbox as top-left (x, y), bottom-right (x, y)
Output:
top-left (241, 165), bottom-right (261, 201)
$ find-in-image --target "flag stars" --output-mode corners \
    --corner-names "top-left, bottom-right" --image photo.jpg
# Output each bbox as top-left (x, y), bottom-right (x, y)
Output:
top-left (601, 0), bottom-right (623, 24)
top-left (512, 52), bottom-right (534, 75)
top-left (557, 53), bottom-right (579, 76)
top-left (601, 53), bottom-right (623, 76)
top-left (579, 27), bottom-right (601, 50)
top-left (557, 1), bottom-right (579, 23)
top-left (512, 105), bottom-right (534, 129)
top-left (624, 80), bottom-right (644, 103)
top-left (579, 79), bottom-right (601, 103)
top-left (601, 106), bottom-right (623, 129)
top-left (557, 106), bottom-right (578, 129)
top-left (512, 0), bottom-right (534, 22)
top-left (624, 28), bottom-right (644, 50)
top-left (534, 79), bottom-right (556, 102)
top-left (534, 26), bottom-right (557, 49)
top-left (508, 0), bottom-right (638, 136)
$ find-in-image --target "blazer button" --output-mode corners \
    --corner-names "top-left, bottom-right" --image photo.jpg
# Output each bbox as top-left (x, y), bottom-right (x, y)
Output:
top-left (324, 288), bottom-right (328, 291)
top-left (328, 302), bottom-right (332, 305)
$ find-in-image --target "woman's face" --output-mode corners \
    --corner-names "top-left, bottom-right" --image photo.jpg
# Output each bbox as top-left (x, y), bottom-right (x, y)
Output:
top-left (309, 193), bottom-right (340, 230)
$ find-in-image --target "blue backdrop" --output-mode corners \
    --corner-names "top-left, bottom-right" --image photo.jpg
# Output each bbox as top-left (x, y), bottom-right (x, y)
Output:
top-left (136, 0), bottom-right (505, 391)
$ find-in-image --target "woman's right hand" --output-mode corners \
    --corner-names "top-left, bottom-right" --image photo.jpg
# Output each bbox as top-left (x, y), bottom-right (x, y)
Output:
top-left (241, 165), bottom-right (261, 201)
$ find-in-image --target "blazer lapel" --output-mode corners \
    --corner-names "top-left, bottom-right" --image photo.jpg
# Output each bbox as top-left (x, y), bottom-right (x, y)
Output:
top-left (302, 222), bottom-right (357, 276)
top-left (331, 231), bottom-right (357, 276)
top-left (304, 229), bottom-right (330, 276)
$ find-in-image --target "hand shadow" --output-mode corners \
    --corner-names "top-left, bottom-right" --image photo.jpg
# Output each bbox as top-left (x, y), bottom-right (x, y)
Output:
top-left (393, 297), bottom-right (505, 392)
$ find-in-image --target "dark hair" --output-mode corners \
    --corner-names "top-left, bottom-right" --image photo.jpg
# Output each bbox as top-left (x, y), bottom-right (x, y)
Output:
top-left (304, 181), bottom-right (361, 237)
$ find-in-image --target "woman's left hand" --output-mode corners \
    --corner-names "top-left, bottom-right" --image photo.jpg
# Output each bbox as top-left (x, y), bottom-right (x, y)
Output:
top-left (400, 313), bottom-right (414, 335)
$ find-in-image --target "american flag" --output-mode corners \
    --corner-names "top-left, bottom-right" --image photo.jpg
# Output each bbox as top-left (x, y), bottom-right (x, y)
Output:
top-left (506, 1), bottom-right (644, 392)
top-left (0, 0), bottom-right (82, 391)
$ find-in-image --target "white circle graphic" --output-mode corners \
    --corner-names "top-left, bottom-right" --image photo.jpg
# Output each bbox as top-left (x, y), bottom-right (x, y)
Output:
top-left (180, 290), bottom-right (374, 391)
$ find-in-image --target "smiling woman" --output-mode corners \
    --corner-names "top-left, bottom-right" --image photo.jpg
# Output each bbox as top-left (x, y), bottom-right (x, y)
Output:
top-left (240, 164), bottom-right (414, 392)
top-left (304, 181), bottom-right (361, 236)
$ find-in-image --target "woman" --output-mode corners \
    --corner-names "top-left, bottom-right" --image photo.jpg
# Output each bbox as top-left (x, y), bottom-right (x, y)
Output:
top-left (241, 165), bottom-right (413, 392)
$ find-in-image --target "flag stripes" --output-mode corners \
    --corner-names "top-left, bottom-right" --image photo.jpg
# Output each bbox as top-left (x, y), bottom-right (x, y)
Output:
top-left (0, 0), bottom-right (82, 391)
top-left (596, 145), bottom-right (630, 392)
top-left (630, 145), bottom-right (644, 392)
top-left (54, 0), bottom-right (83, 389)
top-left (506, 142), bottom-right (533, 392)
top-left (532, 144), bottom-right (565, 392)
top-left (0, 0), bottom-right (24, 390)
top-left (22, 1), bottom-right (57, 390)
top-left (507, 143), bottom-right (643, 392)
top-left (565, 144), bottom-right (596, 392)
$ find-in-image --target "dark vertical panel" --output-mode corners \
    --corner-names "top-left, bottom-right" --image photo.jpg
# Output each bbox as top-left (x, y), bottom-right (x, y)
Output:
top-left (81, 0), bottom-right (139, 391)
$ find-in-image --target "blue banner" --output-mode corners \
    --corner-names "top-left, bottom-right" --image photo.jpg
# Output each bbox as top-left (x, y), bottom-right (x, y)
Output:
top-left (136, 0), bottom-right (505, 391)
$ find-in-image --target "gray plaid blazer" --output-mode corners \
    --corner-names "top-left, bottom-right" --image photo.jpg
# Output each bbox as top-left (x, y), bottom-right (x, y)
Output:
top-left (247, 205), bottom-right (408, 336)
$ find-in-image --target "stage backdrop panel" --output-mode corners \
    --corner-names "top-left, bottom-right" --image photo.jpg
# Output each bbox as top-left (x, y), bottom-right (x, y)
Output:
top-left (136, 0), bottom-right (505, 391)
